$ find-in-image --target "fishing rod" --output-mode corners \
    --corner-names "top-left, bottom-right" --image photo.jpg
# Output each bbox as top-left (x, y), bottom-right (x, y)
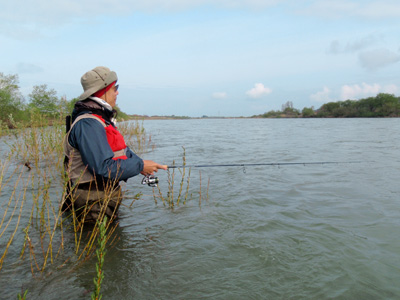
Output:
top-left (166, 161), bottom-right (358, 169)
top-left (141, 161), bottom-right (361, 187)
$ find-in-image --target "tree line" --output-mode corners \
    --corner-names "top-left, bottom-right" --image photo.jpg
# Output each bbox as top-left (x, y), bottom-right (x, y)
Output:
top-left (0, 72), bottom-right (129, 129)
top-left (255, 93), bottom-right (400, 118)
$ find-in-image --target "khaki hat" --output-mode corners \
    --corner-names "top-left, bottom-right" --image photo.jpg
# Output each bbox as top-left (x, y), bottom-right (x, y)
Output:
top-left (79, 66), bottom-right (118, 100)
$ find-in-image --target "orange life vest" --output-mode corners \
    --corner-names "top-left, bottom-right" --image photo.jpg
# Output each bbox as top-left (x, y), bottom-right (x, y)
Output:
top-left (92, 114), bottom-right (128, 160)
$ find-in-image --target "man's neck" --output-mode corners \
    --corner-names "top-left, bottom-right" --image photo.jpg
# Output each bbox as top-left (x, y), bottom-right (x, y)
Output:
top-left (89, 96), bottom-right (113, 111)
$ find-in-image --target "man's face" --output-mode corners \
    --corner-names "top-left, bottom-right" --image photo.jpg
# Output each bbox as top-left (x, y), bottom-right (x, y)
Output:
top-left (103, 83), bottom-right (119, 108)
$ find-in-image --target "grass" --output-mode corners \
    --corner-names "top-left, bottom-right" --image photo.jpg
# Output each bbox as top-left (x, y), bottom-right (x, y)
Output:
top-left (153, 147), bottom-right (210, 208)
top-left (0, 120), bottom-right (131, 275)
top-left (0, 118), bottom-right (211, 298)
top-left (117, 118), bottom-right (155, 156)
top-left (91, 216), bottom-right (108, 300)
top-left (17, 289), bottom-right (28, 300)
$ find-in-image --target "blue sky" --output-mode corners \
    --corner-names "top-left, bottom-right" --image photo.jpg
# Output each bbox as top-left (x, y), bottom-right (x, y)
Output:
top-left (1, 0), bottom-right (399, 117)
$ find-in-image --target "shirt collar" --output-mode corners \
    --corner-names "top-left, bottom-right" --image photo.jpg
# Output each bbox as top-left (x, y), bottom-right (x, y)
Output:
top-left (88, 96), bottom-right (113, 112)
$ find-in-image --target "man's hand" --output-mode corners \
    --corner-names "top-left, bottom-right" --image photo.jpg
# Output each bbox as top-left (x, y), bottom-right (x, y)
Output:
top-left (141, 160), bottom-right (168, 176)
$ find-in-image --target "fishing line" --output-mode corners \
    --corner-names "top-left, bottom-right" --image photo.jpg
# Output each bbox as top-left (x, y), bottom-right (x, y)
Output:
top-left (141, 161), bottom-right (362, 187)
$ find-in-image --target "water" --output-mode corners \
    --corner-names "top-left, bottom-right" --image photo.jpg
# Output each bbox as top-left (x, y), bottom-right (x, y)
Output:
top-left (1, 118), bottom-right (400, 299)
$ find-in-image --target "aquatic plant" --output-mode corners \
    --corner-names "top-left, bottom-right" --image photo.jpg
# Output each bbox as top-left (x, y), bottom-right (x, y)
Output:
top-left (117, 119), bottom-right (155, 156)
top-left (0, 165), bottom-right (28, 270)
top-left (0, 117), bottom-right (211, 300)
top-left (91, 216), bottom-right (108, 300)
top-left (64, 176), bottom-right (121, 260)
top-left (0, 118), bottom-right (152, 276)
top-left (17, 289), bottom-right (28, 300)
top-left (0, 120), bottom-right (10, 137)
top-left (154, 147), bottom-right (210, 208)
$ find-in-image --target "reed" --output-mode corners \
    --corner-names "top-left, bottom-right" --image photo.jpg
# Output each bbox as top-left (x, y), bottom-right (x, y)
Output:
top-left (91, 216), bottom-right (108, 300)
top-left (0, 169), bottom-right (27, 270)
top-left (117, 119), bottom-right (155, 156)
top-left (17, 289), bottom-right (28, 300)
top-left (153, 147), bottom-right (210, 208)
top-left (17, 172), bottom-right (65, 273)
top-left (0, 116), bottom-right (210, 300)
top-left (0, 117), bottom-right (150, 276)
top-left (0, 120), bottom-right (10, 137)
top-left (6, 124), bottom-right (65, 182)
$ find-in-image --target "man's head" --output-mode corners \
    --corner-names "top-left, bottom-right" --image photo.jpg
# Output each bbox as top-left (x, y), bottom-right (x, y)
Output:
top-left (79, 66), bottom-right (118, 105)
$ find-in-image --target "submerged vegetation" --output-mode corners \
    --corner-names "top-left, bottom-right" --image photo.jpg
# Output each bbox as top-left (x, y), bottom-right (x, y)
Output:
top-left (255, 93), bottom-right (400, 118)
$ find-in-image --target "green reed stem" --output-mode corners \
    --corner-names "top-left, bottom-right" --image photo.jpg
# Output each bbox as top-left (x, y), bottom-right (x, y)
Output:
top-left (176, 147), bottom-right (187, 206)
top-left (17, 289), bottom-right (28, 300)
top-left (91, 216), bottom-right (107, 300)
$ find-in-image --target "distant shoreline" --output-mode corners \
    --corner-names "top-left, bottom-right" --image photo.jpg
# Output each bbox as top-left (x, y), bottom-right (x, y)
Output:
top-left (128, 115), bottom-right (248, 120)
top-left (128, 115), bottom-right (400, 120)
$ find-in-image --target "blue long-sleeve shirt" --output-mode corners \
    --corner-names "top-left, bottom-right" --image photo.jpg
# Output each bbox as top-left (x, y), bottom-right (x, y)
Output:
top-left (68, 117), bottom-right (144, 181)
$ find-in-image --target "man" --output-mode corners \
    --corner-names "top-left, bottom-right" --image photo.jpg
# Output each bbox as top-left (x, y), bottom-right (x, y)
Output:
top-left (63, 66), bottom-right (167, 222)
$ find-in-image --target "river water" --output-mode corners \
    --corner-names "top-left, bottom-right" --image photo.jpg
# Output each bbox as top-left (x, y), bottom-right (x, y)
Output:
top-left (1, 118), bottom-right (400, 299)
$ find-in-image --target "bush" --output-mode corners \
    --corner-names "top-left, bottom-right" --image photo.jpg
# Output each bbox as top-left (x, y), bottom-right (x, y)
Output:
top-left (0, 73), bottom-right (25, 127)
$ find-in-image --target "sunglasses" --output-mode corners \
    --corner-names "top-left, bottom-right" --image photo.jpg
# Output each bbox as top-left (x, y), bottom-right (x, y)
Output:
top-left (114, 84), bottom-right (119, 91)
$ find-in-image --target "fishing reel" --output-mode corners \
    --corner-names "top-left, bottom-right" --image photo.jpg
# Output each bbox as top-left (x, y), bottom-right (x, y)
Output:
top-left (141, 175), bottom-right (159, 187)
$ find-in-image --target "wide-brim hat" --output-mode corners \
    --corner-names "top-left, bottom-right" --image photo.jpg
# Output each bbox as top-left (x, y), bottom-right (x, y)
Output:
top-left (79, 66), bottom-right (118, 100)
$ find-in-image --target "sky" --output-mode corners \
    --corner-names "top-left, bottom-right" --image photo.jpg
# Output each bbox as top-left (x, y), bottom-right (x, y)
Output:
top-left (1, 0), bottom-right (399, 117)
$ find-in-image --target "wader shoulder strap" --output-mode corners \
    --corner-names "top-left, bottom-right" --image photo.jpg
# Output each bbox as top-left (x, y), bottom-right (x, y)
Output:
top-left (70, 114), bottom-right (107, 129)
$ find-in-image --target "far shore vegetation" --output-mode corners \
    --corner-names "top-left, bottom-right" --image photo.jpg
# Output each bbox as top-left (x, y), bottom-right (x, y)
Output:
top-left (0, 72), bottom-right (132, 134)
top-left (253, 93), bottom-right (400, 119)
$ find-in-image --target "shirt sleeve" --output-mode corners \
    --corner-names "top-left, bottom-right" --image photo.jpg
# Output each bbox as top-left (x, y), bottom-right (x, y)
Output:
top-left (68, 118), bottom-right (144, 181)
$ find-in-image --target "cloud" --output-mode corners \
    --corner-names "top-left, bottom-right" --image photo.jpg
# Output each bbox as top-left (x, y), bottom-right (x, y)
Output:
top-left (310, 86), bottom-right (331, 103)
top-left (358, 48), bottom-right (400, 71)
top-left (246, 83), bottom-right (272, 98)
top-left (212, 92), bottom-right (227, 99)
top-left (357, 1), bottom-right (400, 19)
top-left (3, 0), bottom-right (400, 39)
top-left (0, 0), bottom-right (283, 37)
top-left (16, 63), bottom-right (44, 74)
top-left (298, 0), bottom-right (400, 19)
top-left (328, 34), bottom-right (382, 54)
top-left (326, 35), bottom-right (399, 71)
top-left (340, 82), bottom-right (398, 100)
top-left (381, 84), bottom-right (399, 94)
top-left (116, 0), bottom-right (283, 11)
top-left (328, 40), bottom-right (341, 54)
top-left (298, 0), bottom-right (357, 19)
